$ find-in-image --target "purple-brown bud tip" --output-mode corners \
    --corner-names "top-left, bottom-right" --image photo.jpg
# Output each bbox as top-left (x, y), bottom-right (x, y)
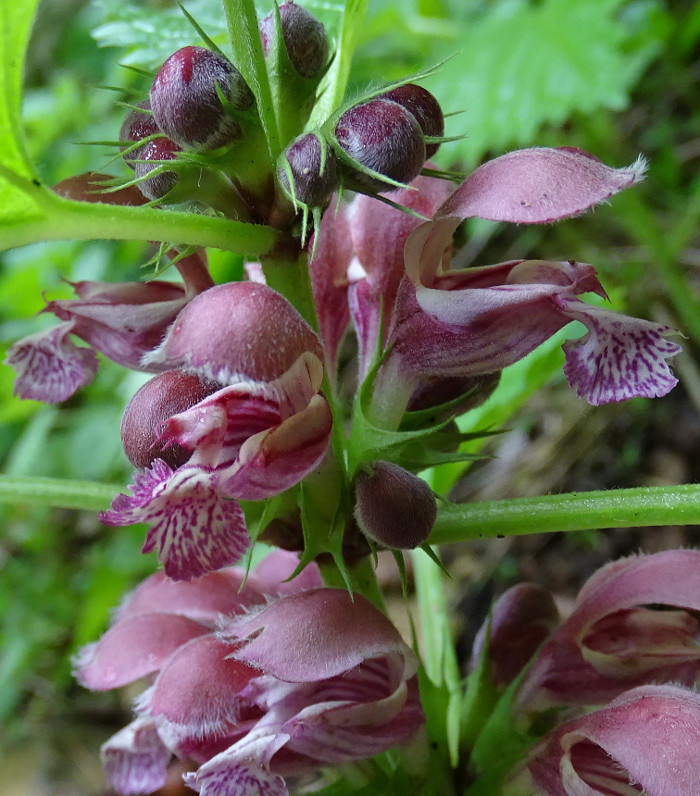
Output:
top-left (334, 98), bottom-right (426, 192)
top-left (150, 46), bottom-right (252, 151)
top-left (277, 132), bottom-right (339, 207)
top-left (121, 370), bottom-right (219, 469)
top-left (354, 461), bottom-right (436, 549)
top-left (379, 84), bottom-right (444, 158)
top-left (260, 2), bottom-right (330, 79)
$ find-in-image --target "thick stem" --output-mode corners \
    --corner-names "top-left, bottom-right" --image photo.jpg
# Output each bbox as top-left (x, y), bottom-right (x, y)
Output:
top-left (430, 484), bottom-right (700, 544)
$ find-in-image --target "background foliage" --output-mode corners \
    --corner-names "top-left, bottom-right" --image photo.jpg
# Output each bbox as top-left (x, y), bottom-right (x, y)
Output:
top-left (0, 0), bottom-right (698, 792)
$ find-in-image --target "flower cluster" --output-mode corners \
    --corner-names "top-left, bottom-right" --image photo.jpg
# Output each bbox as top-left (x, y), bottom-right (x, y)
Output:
top-left (2, 2), bottom-right (690, 794)
top-left (74, 551), bottom-right (422, 796)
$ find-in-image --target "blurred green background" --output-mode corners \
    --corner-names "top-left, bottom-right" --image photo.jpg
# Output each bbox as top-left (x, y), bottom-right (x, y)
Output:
top-left (0, 0), bottom-right (698, 792)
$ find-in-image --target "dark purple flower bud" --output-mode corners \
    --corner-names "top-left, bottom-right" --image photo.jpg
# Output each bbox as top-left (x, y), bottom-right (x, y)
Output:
top-left (119, 100), bottom-right (161, 170)
top-left (150, 46), bottom-right (253, 151)
top-left (277, 132), bottom-right (339, 207)
top-left (121, 370), bottom-right (219, 469)
top-left (132, 136), bottom-right (181, 200)
top-left (259, 2), bottom-right (329, 79)
top-left (379, 84), bottom-right (444, 158)
top-left (334, 98), bottom-right (426, 191)
top-left (354, 461), bottom-right (436, 549)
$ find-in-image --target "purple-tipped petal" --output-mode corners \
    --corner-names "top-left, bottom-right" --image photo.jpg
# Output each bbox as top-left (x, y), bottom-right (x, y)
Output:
top-left (101, 460), bottom-right (250, 581)
top-left (437, 147), bottom-right (647, 224)
top-left (223, 589), bottom-right (417, 682)
top-left (184, 734), bottom-right (289, 796)
top-left (100, 717), bottom-right (171, 796)
top-left (74, 613), bottom-right (208, 690)
top-left (558, 298), bottom-right (681, 404)
top-left (5, 322), bottom-right (98, 402)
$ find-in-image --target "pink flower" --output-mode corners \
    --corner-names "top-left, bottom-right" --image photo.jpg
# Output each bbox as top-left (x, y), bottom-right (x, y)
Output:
top-left (514, 550), bottom-right (700, 711)
top-left (507, 684), bottom-right (700, 796)
top-left (102, 282), bottom-right (332, 580)
top-left (74, 552), bottom-right (423, 796)
top-left (314, 147), bottom-right (679, 424)
top-left (5, 250), bottom-right (213, 403)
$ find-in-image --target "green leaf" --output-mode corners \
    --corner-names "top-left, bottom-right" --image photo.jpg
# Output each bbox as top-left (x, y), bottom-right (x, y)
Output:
top-left (0, 0), bottom-right (42, 226)
top-left (91, 0), bottom-right (229, 69)
top-left (425, 0), bottom-right (661, 165)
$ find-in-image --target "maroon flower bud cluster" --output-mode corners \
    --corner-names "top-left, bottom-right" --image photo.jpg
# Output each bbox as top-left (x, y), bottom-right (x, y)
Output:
top-left (259, 2), bottom-right (330, 79)
top-left (276, 82), bottom-right (444, 209)
top-left (118, 46), bottom-right (255, 202)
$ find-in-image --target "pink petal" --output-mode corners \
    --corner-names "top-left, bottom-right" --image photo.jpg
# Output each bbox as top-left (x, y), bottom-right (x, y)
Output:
top-left (5, 322), bottom-right (98, 402)
top-left (161, 386), bottom-right (283, 465)
top-left (223, 394), bottom-right (332, 501)
top-left (437, 148), bottom-right (647, 224)
top-left (309, 200), bottom-right (353, 374)
top-left (470, 583), bottom-right (560, 687)
top-left (45, 281), bottom-right (189, 371)
top-left (100, 717), bottom-right (171, 796)
top-left (144, 282), bottom-right (322, 385)
top-left (116, 569), bottom-right (266, 626)
top-left (558, 298), bottom-right (681, 405)
top-left (74, 613), bottom-right (208, 690)
top-left (223, 589), bottom-right (417, 682)
top-left (526, 685), bottom-right (700, 796)
top-left (101, 461), bottom-right (250, 581)
top-left (145, 635), bottom-right (260, 737)
top-left (283, 670), bottom-right (424, 762)
top-left (350, 172), bottom-right (453, 298)
top-left (518, 551), bottom-right (700, 709)
top-left (252, 550), bottom-right (322, 596)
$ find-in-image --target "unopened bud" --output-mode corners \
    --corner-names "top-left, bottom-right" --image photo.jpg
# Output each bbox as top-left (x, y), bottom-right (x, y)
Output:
top-left (334, 98), bottom-right (426, 192)
top-left (121, 370), bottom-right (219, 469)
top-left (354, 461), bottom-right (436, 549)
top-left (150, 46), bottom-right (253, 151)
top-left (379, 83), bottom-right (444, 158)
top-left (119, 100), bottom-right (161, 170)
top-left (277, 132), bottom-right (339, 207)
top-left (144, 281), bottom-right (323, 384)
top-left (132, 136), bottom-right (181, 200)
top-left (260, 2), bottom-right (329, 79)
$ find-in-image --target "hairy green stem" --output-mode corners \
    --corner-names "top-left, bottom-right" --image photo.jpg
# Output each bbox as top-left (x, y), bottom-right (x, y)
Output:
top-left (430, 484), bottom-right (700, 544)
top-left (0, 475), bottom-right (120, 512)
